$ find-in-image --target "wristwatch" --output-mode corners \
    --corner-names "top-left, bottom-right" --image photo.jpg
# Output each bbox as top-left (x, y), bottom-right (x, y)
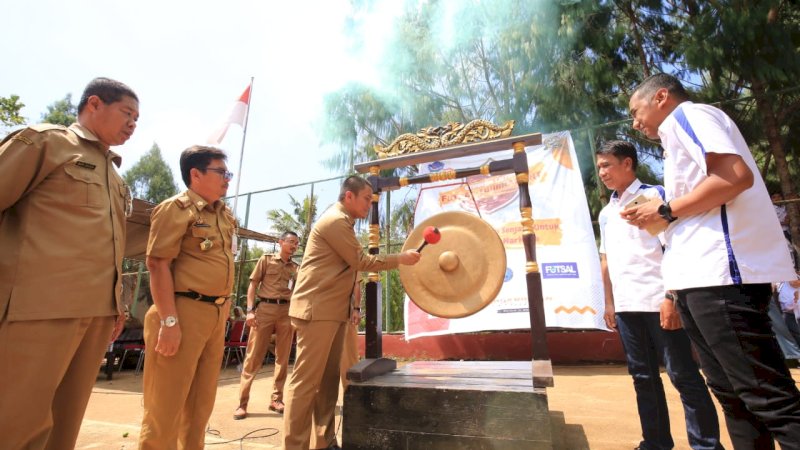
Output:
top-left (160, 315), bottom-right (178, 327)
top-left (657, 201), bottom-right (677, 223)
top-left (246, 306), bottom-right (256, 313)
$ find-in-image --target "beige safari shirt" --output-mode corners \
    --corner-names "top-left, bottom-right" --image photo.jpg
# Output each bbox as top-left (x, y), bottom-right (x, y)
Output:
top-left (0, 123), bottom-right (127, 321)
top-left (250, 253), bottom-right (298, 300)
top-left (290, 202), bottom-right (398, 322)
top-left (146, 190), bottom-right (235, 297)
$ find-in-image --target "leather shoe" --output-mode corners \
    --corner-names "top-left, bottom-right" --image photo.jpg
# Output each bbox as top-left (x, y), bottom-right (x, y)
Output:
top-left (232, 407), bottom-right (247, 420)
top-left (269, 400), bottom-right (285, 414)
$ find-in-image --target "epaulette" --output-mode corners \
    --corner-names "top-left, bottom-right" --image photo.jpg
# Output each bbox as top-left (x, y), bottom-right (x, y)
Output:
top-left (0, 128), bottom-right (26, 146)
top-left (173, 193), bottom-right (193, 209)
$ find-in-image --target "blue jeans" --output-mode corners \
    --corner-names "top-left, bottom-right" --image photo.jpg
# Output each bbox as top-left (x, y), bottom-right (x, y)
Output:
top-left (677, 284), bottom-right (800, 450)
top-left (616, 312), bottom-right (722, 450)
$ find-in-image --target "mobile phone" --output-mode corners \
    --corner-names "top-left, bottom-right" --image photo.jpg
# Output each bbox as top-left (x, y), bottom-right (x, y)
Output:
top-left (623, 194), bottom-right (667, 236)
top-left (624, 194), bottom-right (650, 210)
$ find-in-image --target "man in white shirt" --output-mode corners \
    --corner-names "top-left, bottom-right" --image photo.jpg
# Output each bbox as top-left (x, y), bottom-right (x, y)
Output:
top-left (598, 140), bottom-right (721, 450)
top-left (624, 73), bottom-right (800, 449)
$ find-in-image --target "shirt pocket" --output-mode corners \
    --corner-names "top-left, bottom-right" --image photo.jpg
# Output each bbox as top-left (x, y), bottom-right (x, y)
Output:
top-left (63, 164), bottom-right (104, 208)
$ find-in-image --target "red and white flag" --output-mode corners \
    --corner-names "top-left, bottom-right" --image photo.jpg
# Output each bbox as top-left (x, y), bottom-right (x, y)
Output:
top-left (207, 84), bottom-right (251, 145)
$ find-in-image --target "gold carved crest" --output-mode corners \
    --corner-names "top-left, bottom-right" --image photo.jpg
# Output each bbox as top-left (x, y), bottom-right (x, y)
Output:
top-left (374, 119), bottom-right (515, 159)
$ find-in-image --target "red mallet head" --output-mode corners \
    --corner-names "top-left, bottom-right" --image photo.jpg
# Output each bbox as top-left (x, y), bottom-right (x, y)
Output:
top-left (416, 226), bottom-right (441, 252)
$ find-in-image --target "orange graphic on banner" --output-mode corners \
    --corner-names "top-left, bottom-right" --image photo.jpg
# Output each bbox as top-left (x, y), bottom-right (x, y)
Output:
top-left (547, 134), bottom-right (574, 170)
top-left (438, 173), bottom-right (518, 214)
top-left (499, 218), bottom-right (562, 247)
top-left (554, 306), bottom-right (597, 315)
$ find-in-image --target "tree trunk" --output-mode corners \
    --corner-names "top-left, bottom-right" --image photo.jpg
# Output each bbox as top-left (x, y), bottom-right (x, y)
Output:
top-left (752, 79), bottom-right (800, 262)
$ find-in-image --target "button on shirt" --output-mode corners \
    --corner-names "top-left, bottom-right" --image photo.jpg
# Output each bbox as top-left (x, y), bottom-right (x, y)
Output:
top-left (658, 101), bottom-right (795, 289)
top-left (0, 123), bottom-right (126, 320)
top-left (146, 190), bottom-right (235, 297)
top-left (251, 253), bottom-right (298, 300)
top-left (290, 202), bottom-right (399, 322)
top-left (599, 179), bottom-right (666, 312)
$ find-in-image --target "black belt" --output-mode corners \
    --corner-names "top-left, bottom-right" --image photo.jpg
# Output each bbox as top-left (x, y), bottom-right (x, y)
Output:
top-left (175, 291), bottom-right (228, 305)
top-left (257, 297), bottom-right (290, 305)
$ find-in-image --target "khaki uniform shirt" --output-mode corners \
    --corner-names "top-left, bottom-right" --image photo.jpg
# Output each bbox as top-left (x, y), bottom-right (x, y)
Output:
top-left (250, 253), bottom-right (298, 300)
top-left (147, 190), bottom-right (235, 297)
top-left (0, 123), bottom-right (126, 321)
top-left (290, 202), bottom-right (398, 322)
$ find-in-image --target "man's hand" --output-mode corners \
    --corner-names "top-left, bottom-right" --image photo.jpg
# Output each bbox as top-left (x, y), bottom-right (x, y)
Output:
top-left (604, 303), bottom-right (617, 330)
top-left (660, 298), bottom-right (682, 330)
top-left (350, 308), bottom-right (361, 325)
top-left (620, 198), bottom-right (665, 230)
top-left (398, 250), bottom-right (421, 265)
top-left (110, 314), bottom-right (126, 343)
top-left (245, 311), bottom-right (257, 328)
top-left (155, 324), bottom-right (182, 356)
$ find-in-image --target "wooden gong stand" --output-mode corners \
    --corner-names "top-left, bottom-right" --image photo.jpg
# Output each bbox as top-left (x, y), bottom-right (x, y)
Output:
top-left (347, 132), bottom-right (554, 389)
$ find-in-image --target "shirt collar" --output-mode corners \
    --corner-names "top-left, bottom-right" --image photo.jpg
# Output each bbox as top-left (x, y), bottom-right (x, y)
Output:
top-left (68, 123), bottom-right (122, 167)
top-left (658, 100), bottom-right (693, 139)
top-left (186, 189), bottom-right (223, 212)
top-left (611, 178), bottom-right (643, 204)
top-left (335, 201), bottom-right (355, 227)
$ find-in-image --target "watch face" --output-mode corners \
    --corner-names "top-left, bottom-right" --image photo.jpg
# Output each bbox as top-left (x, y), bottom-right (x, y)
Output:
top-left (164, 316), bottom-right (177, 327)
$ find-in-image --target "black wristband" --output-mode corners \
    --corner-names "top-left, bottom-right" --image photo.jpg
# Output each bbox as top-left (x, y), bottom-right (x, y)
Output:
top-left (658, 201), bottom-right (677, 223)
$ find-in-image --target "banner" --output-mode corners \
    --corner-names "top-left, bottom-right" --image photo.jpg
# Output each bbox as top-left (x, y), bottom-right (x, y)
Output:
top-left (405, 131), bottom-right (605, 339)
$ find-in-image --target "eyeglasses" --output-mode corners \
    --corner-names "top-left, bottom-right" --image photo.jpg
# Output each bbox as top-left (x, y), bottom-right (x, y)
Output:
top-left (205, 168), bottom-right (234, 180)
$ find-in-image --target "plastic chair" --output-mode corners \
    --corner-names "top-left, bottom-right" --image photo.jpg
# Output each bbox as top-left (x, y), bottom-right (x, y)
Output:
top-left (223, 320), bottom-right (248, 368)
top-left (119, 343), bottom-right (146, 375)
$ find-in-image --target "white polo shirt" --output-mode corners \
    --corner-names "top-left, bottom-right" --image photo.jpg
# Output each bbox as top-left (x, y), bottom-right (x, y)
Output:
top-left (599, 179), bottom-right (666, 312)
top-left (658, 101), bottom-right (795, 290)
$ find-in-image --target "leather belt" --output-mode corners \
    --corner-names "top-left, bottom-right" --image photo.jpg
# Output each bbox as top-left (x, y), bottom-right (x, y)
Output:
top-left (257, 297), bottom-right (290, 305)
top-left (175, 290), bottom-right (228, 305)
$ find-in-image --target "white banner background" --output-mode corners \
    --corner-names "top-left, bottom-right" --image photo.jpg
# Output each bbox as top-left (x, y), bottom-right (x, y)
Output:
top-left (404, 131), bottom-right (605, 339)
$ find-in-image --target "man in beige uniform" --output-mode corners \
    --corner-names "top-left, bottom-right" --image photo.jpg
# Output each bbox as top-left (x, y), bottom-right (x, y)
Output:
top-left (0, 77), bottom-right (138, 449)
top-left (233, 231), bottom-right (300, 420)
top-left (283, 176), bottom-right (421, 450)
top-left (139, 146), bottom-right (236, 449)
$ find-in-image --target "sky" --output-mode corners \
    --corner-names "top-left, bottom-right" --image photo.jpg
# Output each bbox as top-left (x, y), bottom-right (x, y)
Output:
top-left (1, 0), bottom-right (407, 237)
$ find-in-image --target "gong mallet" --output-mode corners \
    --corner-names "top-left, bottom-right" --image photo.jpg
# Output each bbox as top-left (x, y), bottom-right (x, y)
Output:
top-left (416, 226), bottom-right (441, 252)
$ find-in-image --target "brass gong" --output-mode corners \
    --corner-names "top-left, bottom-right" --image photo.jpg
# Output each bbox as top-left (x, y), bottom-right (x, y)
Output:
top-left (400, 211), bottom-right (507, 318)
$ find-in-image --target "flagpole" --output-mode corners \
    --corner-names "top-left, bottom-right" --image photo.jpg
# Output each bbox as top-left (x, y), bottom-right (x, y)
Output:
top-left (231, 76), bottom-right (254, 222)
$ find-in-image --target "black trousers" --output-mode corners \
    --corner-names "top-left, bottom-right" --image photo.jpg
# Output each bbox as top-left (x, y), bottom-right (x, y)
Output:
top-left (676, 284), bottom-right (800, 450)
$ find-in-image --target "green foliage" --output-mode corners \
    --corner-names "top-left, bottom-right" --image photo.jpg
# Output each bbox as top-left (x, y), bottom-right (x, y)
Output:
top-left (123, 143), bottom-right (179, 203)
top-left (41, 93), bottom-right (77, 126)
top-left (0, 95), bottom-right (25, 128)
top-left (266, 194), bottom-right (318, 251)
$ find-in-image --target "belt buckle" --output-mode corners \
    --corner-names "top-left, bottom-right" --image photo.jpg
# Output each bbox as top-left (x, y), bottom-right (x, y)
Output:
top-left (214, 297), bottom-right (227, 305)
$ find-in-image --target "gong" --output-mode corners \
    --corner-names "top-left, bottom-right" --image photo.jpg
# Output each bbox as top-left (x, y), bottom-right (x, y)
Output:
top-left (400, 211), bottom-right (507, 318)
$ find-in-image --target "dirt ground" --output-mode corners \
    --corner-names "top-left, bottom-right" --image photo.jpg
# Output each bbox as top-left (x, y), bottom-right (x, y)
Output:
top-left (75, 363), bottom-right (800, 449)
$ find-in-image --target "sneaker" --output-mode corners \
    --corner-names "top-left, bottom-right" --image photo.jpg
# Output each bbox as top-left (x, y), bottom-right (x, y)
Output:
top-left (269, 400), bottom-right (285, 414)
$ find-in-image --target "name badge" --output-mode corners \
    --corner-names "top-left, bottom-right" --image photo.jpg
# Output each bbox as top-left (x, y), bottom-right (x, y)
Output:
top-left (75, 160), bottom-right (96, 170)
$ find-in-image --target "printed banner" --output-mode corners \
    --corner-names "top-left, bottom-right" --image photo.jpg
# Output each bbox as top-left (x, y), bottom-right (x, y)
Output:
top-left (405, 131), bottom-right (605, 339)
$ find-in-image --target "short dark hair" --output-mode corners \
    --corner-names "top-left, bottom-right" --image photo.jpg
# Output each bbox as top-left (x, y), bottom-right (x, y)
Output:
top-left (179, 145), bottom-right (227, 188)
top-left (631, 73), bottom-right (690, 103)
top-left (77, 77), bottom-right (138, 113)
top-left (280, 231), bottom-right (299, 241)
top-left (338, 175), bottom-right (373, 201)
top-left (597, 140), bottom-right (639, 171)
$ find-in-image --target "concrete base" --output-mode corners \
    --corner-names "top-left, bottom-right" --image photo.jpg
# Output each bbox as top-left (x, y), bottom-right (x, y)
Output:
top-left (343, 361), bottom-right (553, 449)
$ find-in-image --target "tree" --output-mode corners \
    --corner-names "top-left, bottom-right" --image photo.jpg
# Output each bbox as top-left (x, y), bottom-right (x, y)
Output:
top-left (267, 194), bottom-right (318, 251)
top-left (41, 93), bottom-right (77, 126)
top-left (0, 95), bottom-right (25, 131)
top-left (123, 143), bottom-right (178, 203)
